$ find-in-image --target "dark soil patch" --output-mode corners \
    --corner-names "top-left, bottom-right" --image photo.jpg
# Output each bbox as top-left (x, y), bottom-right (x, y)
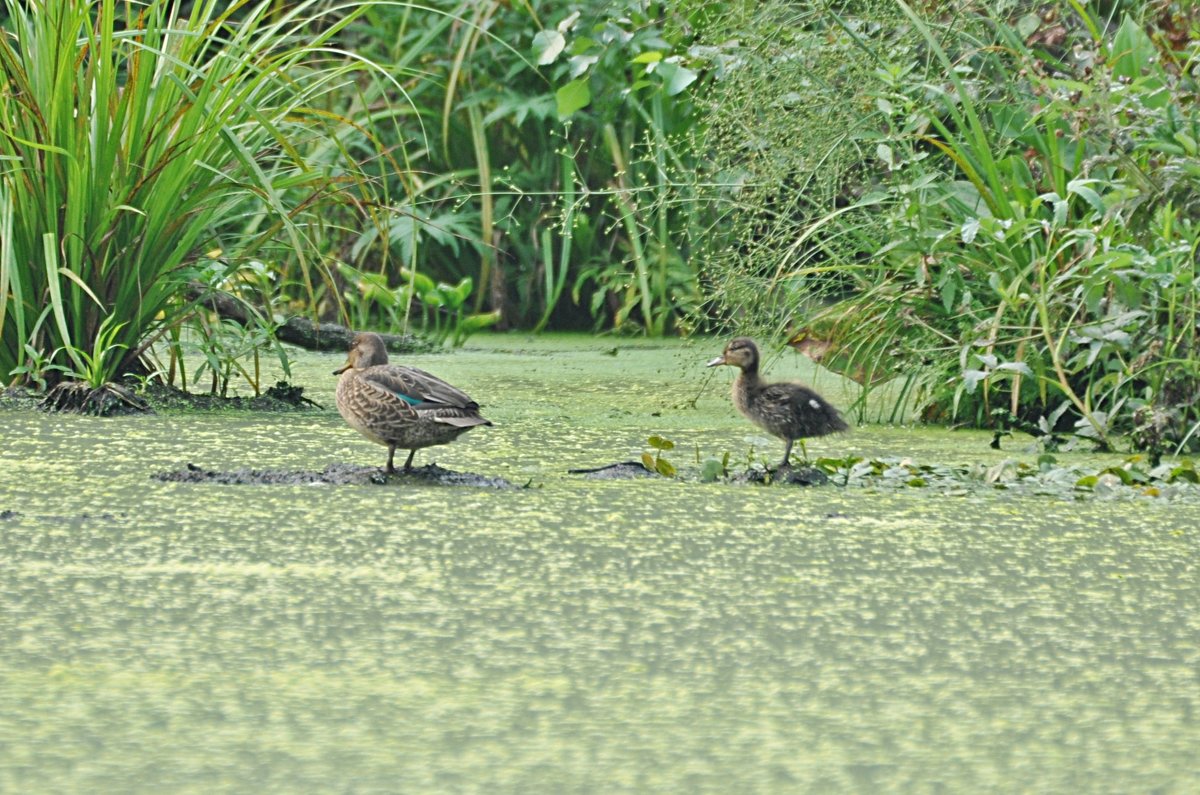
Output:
top-left (568, 461), bottom-right (655, 479)
top-left (136, 381), bottom-right (321, 412)
top-left (154, 462), bottom-right (516, 488)
top-left (0, 509), bottom-right (21, 520)
top-left (5, 380), bottom-right (320, 415)
top-left (733, 465), bottom-right (831, 486)
top-left (0, 387), bottom-right (37, 410)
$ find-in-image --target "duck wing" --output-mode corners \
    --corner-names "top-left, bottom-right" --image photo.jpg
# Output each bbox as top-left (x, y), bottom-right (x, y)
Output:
top-left (360, 365), bottom-right (481, 411)
top-left (759, 382), bottom-right (848, 436)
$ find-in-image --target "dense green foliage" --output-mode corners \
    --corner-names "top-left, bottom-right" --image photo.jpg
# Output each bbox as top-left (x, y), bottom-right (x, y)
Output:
top-left (696, 1), bottom-right (1200, 453)
top-left (0, 0), bottom-right (389, 393)
top-left (2, 0), bottom-right (1198, 454)
top-left (322, 0), bottom-right (706, 335)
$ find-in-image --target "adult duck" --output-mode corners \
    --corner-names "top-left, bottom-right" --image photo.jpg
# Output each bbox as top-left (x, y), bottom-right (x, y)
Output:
top-left (334, 333), bottom-right (491, 473)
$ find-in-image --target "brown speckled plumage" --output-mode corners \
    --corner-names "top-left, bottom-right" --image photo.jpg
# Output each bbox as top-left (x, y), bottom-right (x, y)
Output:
top-left (708, 337), bottom-right (847, 467)
top-left (334, 333), bottom-right (491, 472)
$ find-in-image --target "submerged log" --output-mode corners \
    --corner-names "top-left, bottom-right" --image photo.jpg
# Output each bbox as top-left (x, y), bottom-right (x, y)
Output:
top-left (191, 285), bottom-right (427, 353)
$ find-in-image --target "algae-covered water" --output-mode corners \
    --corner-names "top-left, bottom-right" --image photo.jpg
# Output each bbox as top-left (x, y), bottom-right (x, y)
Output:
top-left (1, 335), bottom-right (1198, 793)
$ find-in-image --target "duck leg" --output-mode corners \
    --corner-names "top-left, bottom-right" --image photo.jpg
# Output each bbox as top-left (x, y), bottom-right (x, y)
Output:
top-left (403, 449), bottom-right (417, 472)
top-left (386, 444), bottom-right (397, 474)
top-left (779, 438), bottom-right (794, 470)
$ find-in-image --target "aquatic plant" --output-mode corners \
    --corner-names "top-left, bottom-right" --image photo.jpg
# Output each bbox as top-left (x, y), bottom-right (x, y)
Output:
top-left (698, 450), bottom-right (731, 483)
top-left (809, 453), bottom-right (1200, 500)
top-left (338, 264), bottom-right (501, 347)
top-left (642, 434), bottom-right (677, 477)
top-left (0, 0), bottom-right (391, 400)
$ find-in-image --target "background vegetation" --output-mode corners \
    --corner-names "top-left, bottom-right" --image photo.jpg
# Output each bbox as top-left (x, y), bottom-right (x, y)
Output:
top-left (2, 0), bottom-right (1198, 453)
top-left (694, 0), bottom-right (1200, 455)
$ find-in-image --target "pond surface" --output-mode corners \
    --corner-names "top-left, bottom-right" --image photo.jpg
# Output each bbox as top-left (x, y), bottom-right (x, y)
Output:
top-left (1, 335), bottom-right (1198, 793)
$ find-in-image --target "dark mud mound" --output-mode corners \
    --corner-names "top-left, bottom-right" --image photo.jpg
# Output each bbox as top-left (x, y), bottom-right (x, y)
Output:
top-left (0, 386), bottom-right (37, 411)
top-left (6, 380), bottom-right (320, 415)
top-left (154, 462), bottom-right (516, 488)
top-left (732, 465), bottom-right (830, 486)
top-left (39, 381), bottom-right (151, 416)
top-left (139, 381), bottom-right (320, 412)
top-left (568, 461), bottom-right (654, 479)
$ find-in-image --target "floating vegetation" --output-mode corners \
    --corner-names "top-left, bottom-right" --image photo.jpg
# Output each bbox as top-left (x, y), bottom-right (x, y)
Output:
top-left (641, 435), bottom-right (678, 478)
top-left (787, 454), bottom-right (1200, 500)
top-left (3, 339), bottom-right (1199, 792)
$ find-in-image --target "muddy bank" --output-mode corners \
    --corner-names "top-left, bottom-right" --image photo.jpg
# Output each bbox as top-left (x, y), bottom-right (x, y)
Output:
top-left (733, 465), bottom-right (831, 486)
top-left (2, 381), bottom-right (321, 415)
top-left (568, 460), bottom-right (832, 485)
top-left (138, 381), bottom-right (321, 412)
top-left (153, 462), bottom-right (516, 488)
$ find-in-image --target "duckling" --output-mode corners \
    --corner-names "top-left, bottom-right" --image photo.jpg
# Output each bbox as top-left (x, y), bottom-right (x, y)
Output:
top-left (334, 333), bottom-right (491, 473)
top-left (707, 337), bottom-right (847, 468)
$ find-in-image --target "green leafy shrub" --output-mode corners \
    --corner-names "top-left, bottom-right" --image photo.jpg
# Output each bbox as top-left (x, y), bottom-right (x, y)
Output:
top-left (332, 0), bottom-right (706, 334)
top-left (695, 1), bottom-right (1200, 452)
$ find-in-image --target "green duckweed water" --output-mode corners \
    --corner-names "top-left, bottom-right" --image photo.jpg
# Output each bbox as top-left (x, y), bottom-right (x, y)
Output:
top-left (1, 335), bottom-right (1198, 793)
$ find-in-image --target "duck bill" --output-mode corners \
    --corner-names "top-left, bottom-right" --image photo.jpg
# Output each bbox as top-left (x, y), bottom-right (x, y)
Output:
top-left (706, 355), bottom-right (727, 368)
top-left (333, 362), bottom-right (351, 375)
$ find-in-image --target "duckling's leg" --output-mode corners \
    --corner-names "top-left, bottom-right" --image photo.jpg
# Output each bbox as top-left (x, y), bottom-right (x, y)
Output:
top-left (779, 438), bottom-right (794, 470)
top-left (403, 449), bottom-right (417, 472)
top-left (386, 444), bottom-right (398, 474)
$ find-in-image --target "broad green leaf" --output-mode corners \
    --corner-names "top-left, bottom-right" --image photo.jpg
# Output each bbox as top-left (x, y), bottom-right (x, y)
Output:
top-left (398, 267), bottom-right (436, 295)
top-left (452, 276), bottom-right (473, 305)
top-left (994, 361), bottom-right (1033, 377)
top-left (700, 457), bottom-right (724, 482)
top-left (655, 458), bottom-right (676, 478)
top-left (876, 143), bottom-right (894, 169)
top-left (1016, 13), bottom-right (1041, 38)
top-left (1067, 180), bottom-right (1105, 214)
top-left (631, 51), bottom-right (663, 64)
top-left (569, 54), bottom-right (598, 79)
top-left (648, 434), bottom-right (674, 451)
top-left (1100, 466), bottom-right (1133, 485)
top-left (556, 78), bottom-right (591, 119)
top-left (655, 62), bottom-right (697, 96)
top-left (532, 30), bottom-right (565, 66)
top-left (458, 310), bottom-right (501, 334)
top-left (962, 369), bottom-right (988, 393)
top-left (1169, 465), bottom-right (1199, 484)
